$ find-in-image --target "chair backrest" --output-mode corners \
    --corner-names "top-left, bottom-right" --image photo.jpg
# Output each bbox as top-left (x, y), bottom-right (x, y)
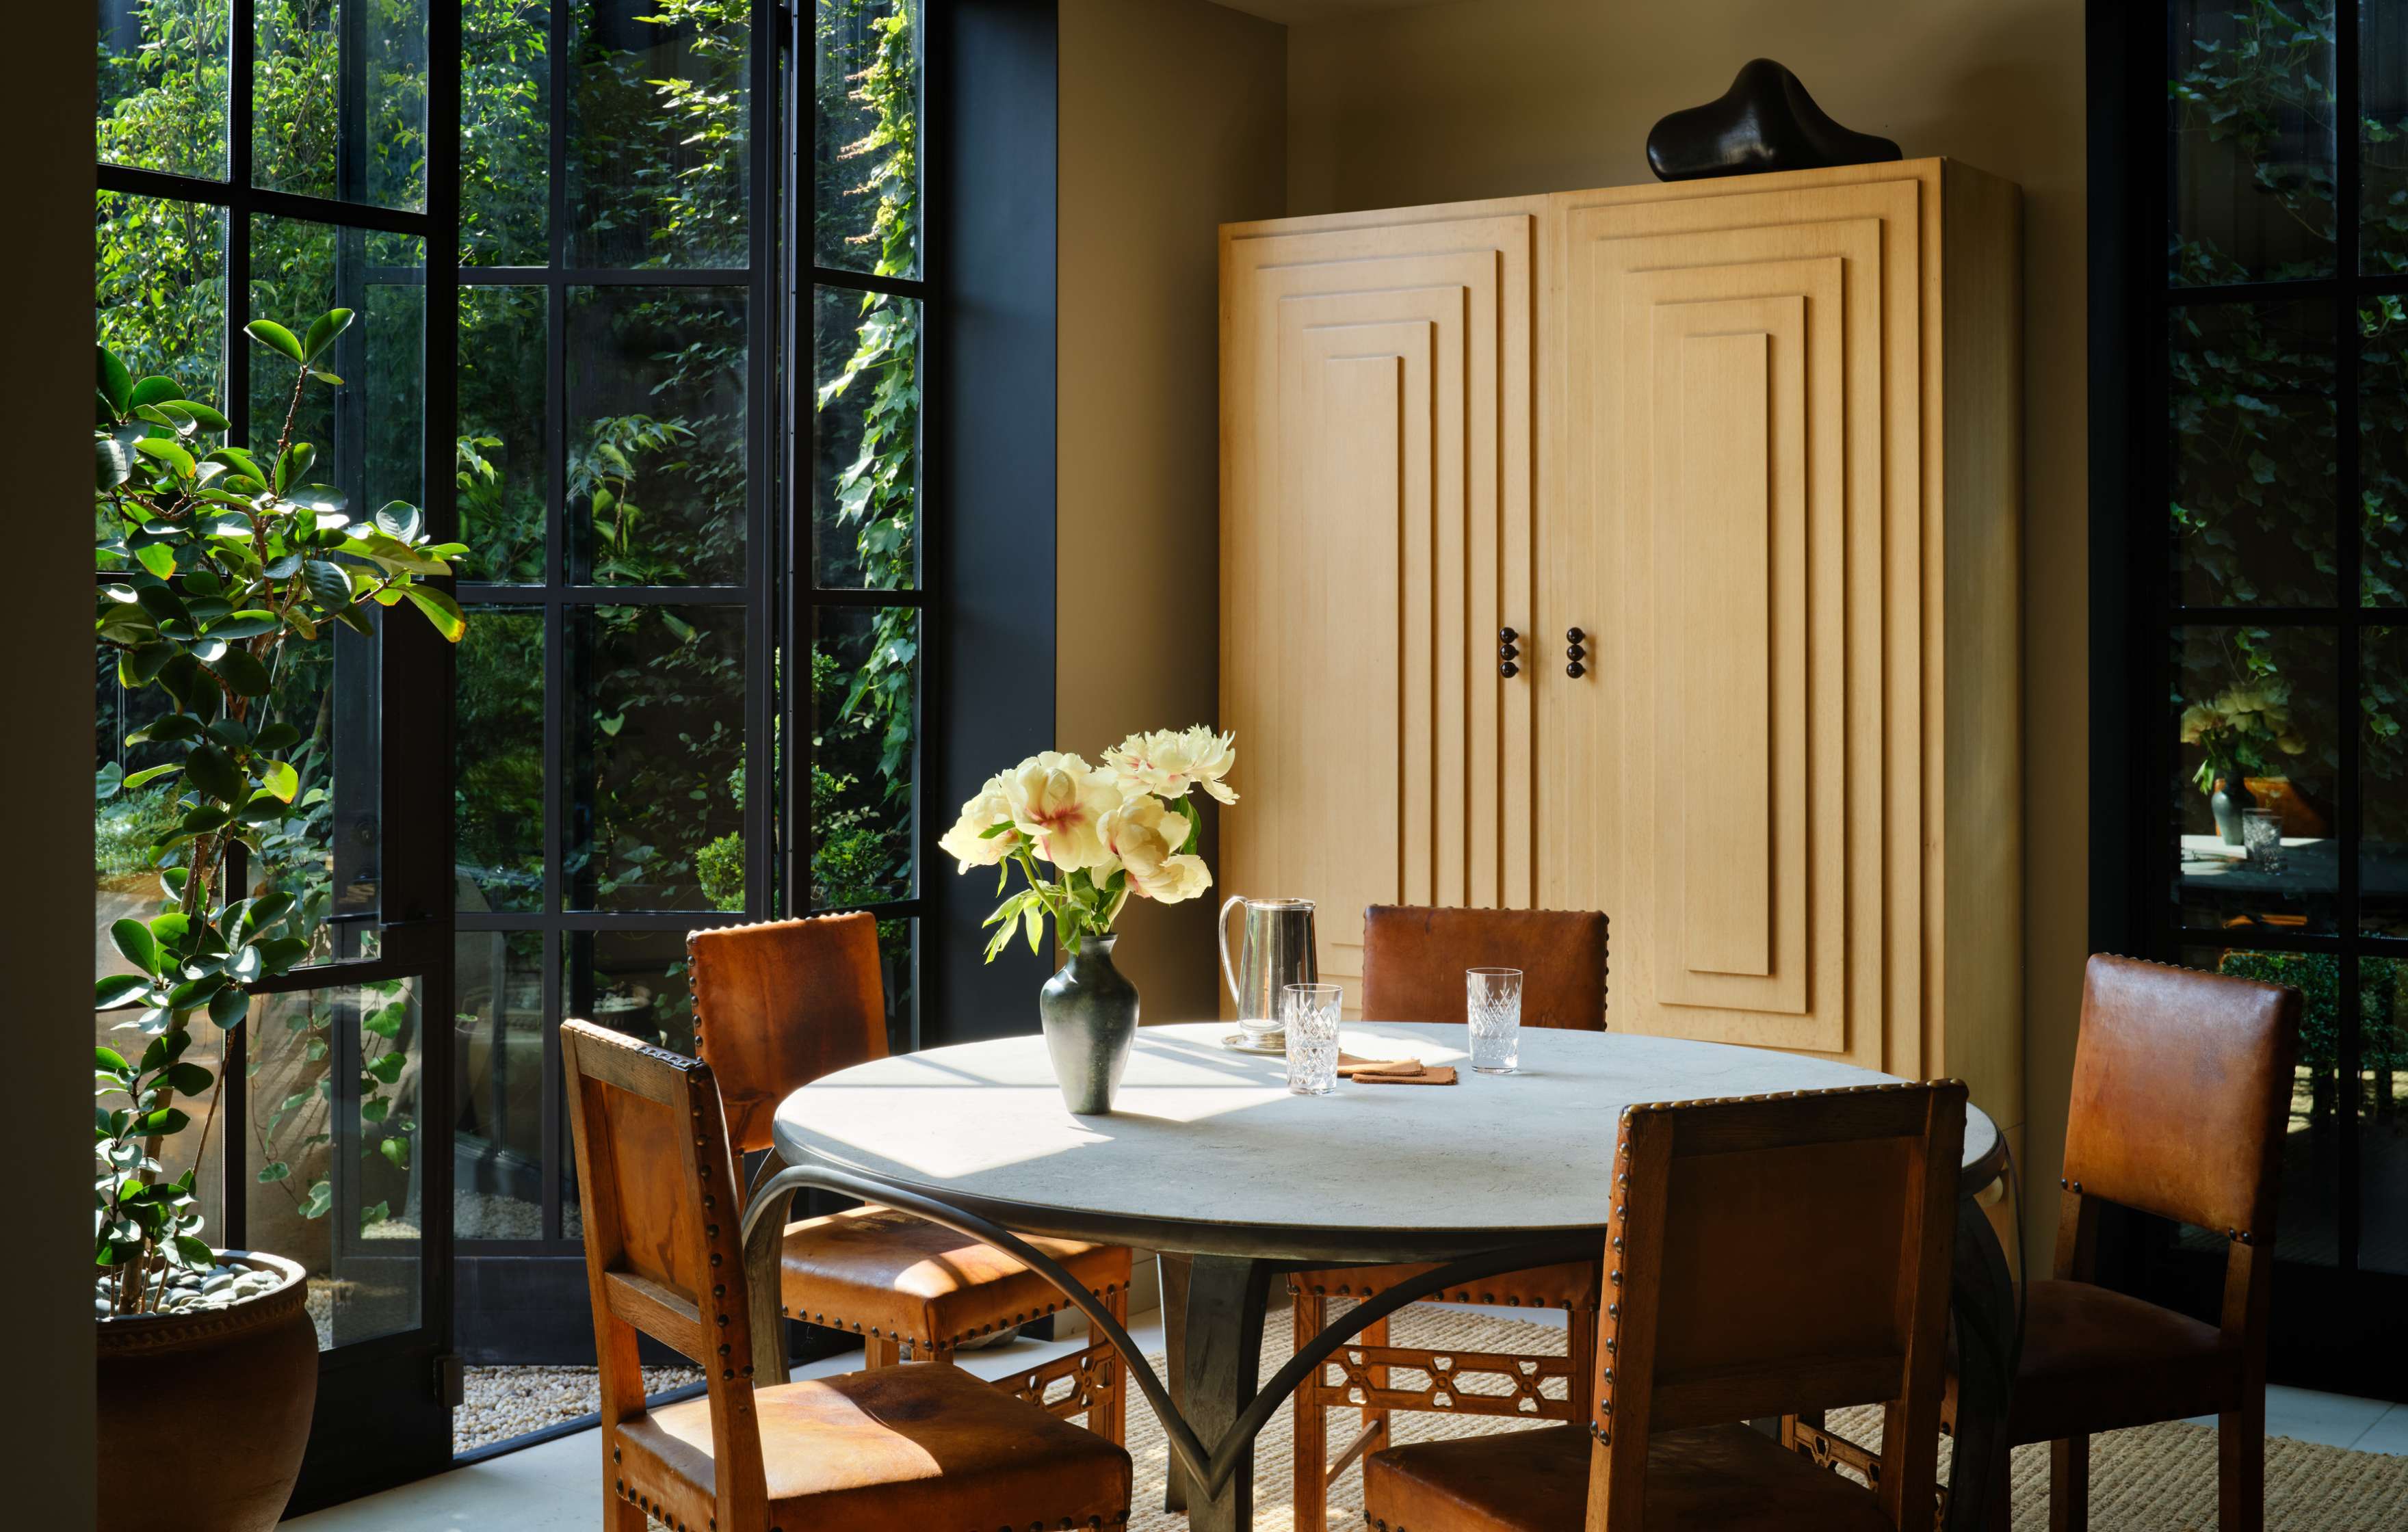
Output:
top-left (560, 1018), bottom-right (766, 1518)
top-left (2060, 953), bottom-right (2300, 1247)
top-left (688, 913), bottom-right (888, 1155)
top-left (1588, 1082), bottom-right (1965, 1531)
top-left (1361, 904), bottom-right (1608, 1029)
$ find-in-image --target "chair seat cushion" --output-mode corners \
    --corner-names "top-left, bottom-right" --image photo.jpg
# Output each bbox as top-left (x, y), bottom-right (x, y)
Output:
top-left (1363, 1421), bottom-right (1893, 1531)
top-left (2003, 1278), bottom-right (2242, 1442)
top-left (617, 1360), bottom-right (1131, 1531)
top-left (1290, 1259), bottom-right (1603, 1312)
top-left (781, 1205), bottom-right (1131, 1347)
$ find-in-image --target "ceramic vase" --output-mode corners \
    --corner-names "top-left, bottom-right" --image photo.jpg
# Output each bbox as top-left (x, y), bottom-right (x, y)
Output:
top-left (2212, 774), bottom-right (2256, 847)
top-left (1038, 934), bottom-right (1138, 1114)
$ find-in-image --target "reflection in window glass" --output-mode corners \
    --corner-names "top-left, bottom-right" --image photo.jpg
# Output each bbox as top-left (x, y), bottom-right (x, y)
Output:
top-left (462, 0), bottom-right (551, 265)
top-left (2362, 1), bottom-right (2408, 276)
top-left (95, 193), bottom-right (227, 417)
top-left (874, 916), bottom-right (915, 1057)
top-left (568, 0), bottom-right (749, 269)
top-left (812, 605), bottom-right (917, 908)
top-left (812, 285), bottom-right (918, 590)
top-left (2366, 955), bottom-right (2408, 1274)
top-left (245, 979), bottom-right (426, 1348)
top-left (567, 605), bottom-right (745, 911)
top-left (2169, 0), bottom-right (2335, 286)
top-left (457, 609), bottom-right (546, 912)
top-left (2182, 947), bottom-right (2344, 1267)
top-left (253, 0), bottom-right (428, 209)
top-left (99, 0), bottom-right (232, 179)
top-left (458, 285), bottom-right (549, 583)
top-left (811, 0), bottom-right (919, 278)
top-left (2171, 300), bottom-right (2335, 608)
top-left (566, 285), bottom-right (748, 585)
top-left (2364, 628), bottom-right (2408, 936)
top-left (455, 932), bottom-right (548, 1239)
top-left (2174, 624), bottom-right (2338, 935)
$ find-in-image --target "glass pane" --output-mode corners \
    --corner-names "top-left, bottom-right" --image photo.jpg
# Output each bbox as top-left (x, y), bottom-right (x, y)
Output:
top-left (2174, 624), bottom-right (2339, 934)
top-left (458, 285), bottom-right (549, 583)
top-left (811, 605), bottom-right (917, 908)
top-left (462, 0), bottom-right (551, 265)
top-left (457, 607), bottom-right (546, 912)
top-left (454, 931), bottom-right (547, 1239)
top-left (811, 285), bottom-right (919, 590)
top-left (2363, 0), bottom-right (2408, 275)
top-left (811, 0), bottom-right (920, 278)
top-left (2364, 955), bottom-right (2408, 1273)
top-left (96, 192), bottom-right (227, 412)
top-left (566, 285), bottom-right (748, 585)
top-left (2180, 947), bottom-right (2342, 1267)
top-left (2169, 0), bottom-right (2336, 285)
top-left (96, 192), bottom-right (227, 564)
top-left (560, 929), bottom-right (696, 1241)
top-left (2362, 297), bottom-right (2408, 603)
top-left (874, 916), bottom-right (915, 1057)
top-left (566, 605), bottom-right (746, 911)
top-left (245, 978), bottom-right (426, 1347)
top-left (249, 219), bottom-right (428, 523)
top-left (254, 0), bottom-right (429, 210)
top-left (98, 0), bottom-right (231, 178)
top-left (568, 0), bottom-right (750, 269)
top-left (2171, 300), bottom-right (2335, 607)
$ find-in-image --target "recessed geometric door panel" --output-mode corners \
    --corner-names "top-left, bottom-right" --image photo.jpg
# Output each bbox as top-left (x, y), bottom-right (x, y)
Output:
top-left (1224, 212), bottom-right (1538, 1003)
top-left (1558, 188), bottom-right (1918, 1065)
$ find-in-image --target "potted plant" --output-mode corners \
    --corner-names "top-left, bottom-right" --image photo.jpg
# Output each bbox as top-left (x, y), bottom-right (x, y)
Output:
top-left (937, 727), bottom-right (1235, 1113)
top-left (2181, 681), bottom-right (2305, 845)
top-left (92, 310), bottom-right (467, 1531)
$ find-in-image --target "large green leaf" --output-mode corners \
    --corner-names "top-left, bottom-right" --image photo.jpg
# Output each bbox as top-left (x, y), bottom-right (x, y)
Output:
top-left (96, 345), bottom-right (132, 414)
top-left (184, 743), bottom-right (247, 804)
top-left (403, 584), bottom-right (467, 642)
top-left (94, 975), bottom-right (150, 1010)
top-left (109, 919), bottom-right (157, 975)
top-left (244, 319), bottom-right (306, 363)
top-left (96, 436), bottom-right (133, 490)
top-left (302, 559), bottom-right (354, 607)
top-left (301, 308), bottom-right (355, 363)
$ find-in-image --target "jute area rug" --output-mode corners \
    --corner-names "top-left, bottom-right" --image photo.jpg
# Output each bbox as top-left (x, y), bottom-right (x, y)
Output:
top-left (1123, 1308), bottom-right (2408, 1532)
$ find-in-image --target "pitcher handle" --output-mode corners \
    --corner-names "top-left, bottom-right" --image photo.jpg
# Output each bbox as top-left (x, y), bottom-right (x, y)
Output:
top-left (1217, 895), bottom-right (1246, 1007)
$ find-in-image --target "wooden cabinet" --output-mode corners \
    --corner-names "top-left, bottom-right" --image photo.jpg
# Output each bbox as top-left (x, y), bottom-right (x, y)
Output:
top-left (1220, 159), bottom-right (2022, 1138)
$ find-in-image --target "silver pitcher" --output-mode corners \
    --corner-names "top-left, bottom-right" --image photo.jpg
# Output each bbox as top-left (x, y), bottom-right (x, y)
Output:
top-left (1218, 896), bottom-right (1318, 1044)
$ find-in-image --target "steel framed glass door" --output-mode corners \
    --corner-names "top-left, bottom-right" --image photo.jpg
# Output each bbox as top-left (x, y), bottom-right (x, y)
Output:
top-left (2093, 0), bottom-right (2408, 1398)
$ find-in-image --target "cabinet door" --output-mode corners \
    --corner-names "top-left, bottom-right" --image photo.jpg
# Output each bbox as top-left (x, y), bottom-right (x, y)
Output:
top-left (1551, 179), bottom-right (1924, 1066)
top-left (1222, 213), bottom-right (1537, 999)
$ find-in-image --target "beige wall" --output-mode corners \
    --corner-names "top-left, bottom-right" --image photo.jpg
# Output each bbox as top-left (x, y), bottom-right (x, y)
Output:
top-left (1283, 0), bottom-right (2087, 1265)
top-left (1058, 0), bottom-right (1287, 1018)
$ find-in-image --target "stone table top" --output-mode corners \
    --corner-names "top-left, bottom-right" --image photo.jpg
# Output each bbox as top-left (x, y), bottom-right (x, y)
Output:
top-left (772, 1021), bottom-right (2005, 1262)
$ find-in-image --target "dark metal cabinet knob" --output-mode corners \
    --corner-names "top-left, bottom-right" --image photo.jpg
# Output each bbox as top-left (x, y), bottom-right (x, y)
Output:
top-left (1566, 626), bottom-right (1588, 679)
top-left (1500, 626), bottom-right (1520, 678)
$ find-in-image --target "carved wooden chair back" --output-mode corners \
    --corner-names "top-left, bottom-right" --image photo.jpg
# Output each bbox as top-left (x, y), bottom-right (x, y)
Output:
top-left (1589, 1082), bottom-right (1966, 1530)
top-left (1361, 904), bottom-right (1608, 1029)
top-left (686, 912), bottom-right (887, 1157)
top-left (561, 1018), bottom-right (768, 1527)
top-left (2055, 955), bottom-right (2301, 1335)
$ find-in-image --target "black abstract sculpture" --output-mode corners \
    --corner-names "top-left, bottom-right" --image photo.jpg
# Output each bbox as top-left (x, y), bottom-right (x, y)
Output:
top-left (1645, 59), bottom-right (1902, 183)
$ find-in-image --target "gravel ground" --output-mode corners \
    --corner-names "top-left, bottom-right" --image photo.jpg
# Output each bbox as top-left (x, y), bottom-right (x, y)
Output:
top-left (456, 1365), bottom-right (705, 1455)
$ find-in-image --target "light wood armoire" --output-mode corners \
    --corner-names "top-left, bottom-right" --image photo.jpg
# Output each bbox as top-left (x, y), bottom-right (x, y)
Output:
top-left (1218, 158), bottom-right (2023, 1141)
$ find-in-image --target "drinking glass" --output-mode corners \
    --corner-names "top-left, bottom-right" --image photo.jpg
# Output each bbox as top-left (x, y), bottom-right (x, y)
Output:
top-left (2242, 808), bottom-right (2286, 873)
top-left (1467, 967), bottom-right (1523, 1074)
top-left (1283, 982), bottom-right (1343, 1096)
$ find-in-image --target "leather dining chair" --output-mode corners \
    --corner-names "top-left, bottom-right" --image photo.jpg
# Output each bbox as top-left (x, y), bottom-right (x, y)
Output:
top-left (1966, 954), bottom-right (2299, 1530)
top-left (559, 1018), bottom-right (1132, 1532)
top-left (1363, 1080), bottom-right (1966, 1532)
top-left (1285, 903), bottom-right (1609, 1531)
top-left (686, 913), bottom-right (1132, 1442)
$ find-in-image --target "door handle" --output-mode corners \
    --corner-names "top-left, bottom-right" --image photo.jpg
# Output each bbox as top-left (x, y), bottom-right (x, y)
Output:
top-left (1499, 627), bottom-right (1520, 678)
top-left (1566, 626), bottom-right (1587, 679)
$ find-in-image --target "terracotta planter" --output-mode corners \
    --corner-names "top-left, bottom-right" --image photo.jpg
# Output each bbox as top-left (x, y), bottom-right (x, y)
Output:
top-left (96, 1251), bottom-right (317, 1532)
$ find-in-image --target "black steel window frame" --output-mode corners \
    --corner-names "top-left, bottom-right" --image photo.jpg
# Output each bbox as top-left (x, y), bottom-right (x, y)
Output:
top-left (2089, 0), bottom-right (2408, 1392)
top-left (445, 0), bottom-right (785, 1268)
top-left (95, 0), bottom-right (465, 1505)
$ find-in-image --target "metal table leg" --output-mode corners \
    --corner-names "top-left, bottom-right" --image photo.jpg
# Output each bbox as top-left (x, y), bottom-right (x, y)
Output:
top-left (1160, 1251), bottom-right (1193, 1514)
top-left (1946, 1192), bottom-right (2019, 1532)
top-left (1181, 1254), bottom-right (1272, 1532)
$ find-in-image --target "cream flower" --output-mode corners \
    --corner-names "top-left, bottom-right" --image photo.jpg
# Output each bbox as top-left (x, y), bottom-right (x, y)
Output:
top-left (1099, 793), bottom-right (1213, 904)
top-left (1103, 726), bottom-right (1240, 805)
top-left (999, 752), bottom-right (1122, 871)
top-left (937, 776), bottom-right (1019, 871)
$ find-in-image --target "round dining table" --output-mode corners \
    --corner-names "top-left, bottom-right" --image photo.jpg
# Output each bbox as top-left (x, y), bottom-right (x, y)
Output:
top-left (751, 1021), bottom-right (2017, 1532)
